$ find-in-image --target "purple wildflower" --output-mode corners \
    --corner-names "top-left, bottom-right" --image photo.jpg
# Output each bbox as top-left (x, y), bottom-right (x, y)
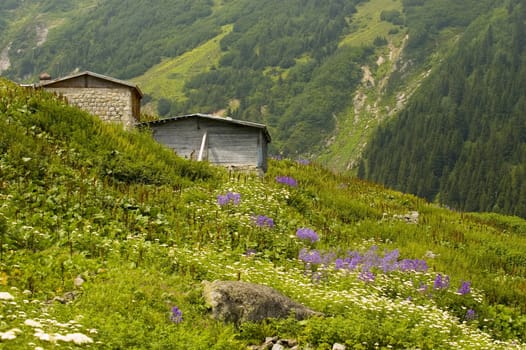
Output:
top-left (345, 251), bottom-right (362, 270)
top-left (399, 259), bottom-right (428, 272)
top-left (253, 215), bottom-right (275, 228)
top-left (298, 248), bottom-right (322, 265)
top-left (332, 248), bottom-right (430, 276)
top-left (296, 227), bottom-right (319, 243)
top-left (457, 281), bottom-right (471, 295)
top-left (244, 248), bottom-right (257, 257)
top-left (465, 309), bottom-right (477, 321)
top-left (217, 195), bottom-right (229, 206)
top-left (361, 246), bottom-right (381, 272)
top-left (170, 306), bottom-right (183, 323)
top-left (398, 259), bottom-right (412, 271)
top-left (433, 274), bottom-right (450, 290)
top-left (358, 271), bottom-right (375, 283)
top-left (334, 258), bottom-right (346, 270)
top-left (433, 274), bottom-right (443, 289)
top-left (275, 176), bottom-right (298, 187)
top-left (217, 191), bottom-right (241, 206)
top-left (381, 249), bottom-right (400, 273)
top-left (228, 192), bottom-right (241, 204)
top-left (297, 159), bottom-right (310, 165)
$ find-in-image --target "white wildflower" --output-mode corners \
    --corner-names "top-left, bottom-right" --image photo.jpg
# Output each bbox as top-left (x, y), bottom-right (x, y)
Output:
top-left (63, 332), bottom-right (94, 344)
top-left (34, 329), bottom-right (52, 342)
top-left (24, 319), bottom-right (43, 328)
top-left (0, 291), bottom-right (14, 300)
top-left (0, 328), bottom-right (22, 340)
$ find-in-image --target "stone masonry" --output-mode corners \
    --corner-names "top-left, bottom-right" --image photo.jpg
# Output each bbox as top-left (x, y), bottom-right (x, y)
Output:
top-left (45, 87), bottom-right (135, 129)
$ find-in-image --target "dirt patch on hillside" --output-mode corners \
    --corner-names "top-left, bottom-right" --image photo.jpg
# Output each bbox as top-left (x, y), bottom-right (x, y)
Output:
top-left (36, 23), bottom-right (49, 47)
top-left (361, 65), bottom-right (375, 87)
top-left (0, 43), bottom-right (12, 73)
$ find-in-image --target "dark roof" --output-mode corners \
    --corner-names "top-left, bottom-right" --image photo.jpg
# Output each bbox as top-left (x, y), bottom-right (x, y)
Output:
top-left (140, 113), bottom-right (271, 143)
top-left (38, 70), bottom-right (143, 97)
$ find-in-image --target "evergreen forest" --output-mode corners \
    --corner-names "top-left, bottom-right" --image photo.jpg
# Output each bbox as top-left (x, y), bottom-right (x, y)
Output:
top-left (360, 1), bottom-right (526, 218)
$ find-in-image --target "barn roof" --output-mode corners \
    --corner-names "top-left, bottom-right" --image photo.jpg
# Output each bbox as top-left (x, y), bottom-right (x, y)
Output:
top-left (38, 71), bottom-right (143, 97)
top-left (141, 113), bottom-right (271, 143)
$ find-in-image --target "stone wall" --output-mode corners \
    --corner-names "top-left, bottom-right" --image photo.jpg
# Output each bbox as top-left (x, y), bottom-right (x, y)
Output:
top-left (45, 87), bottom-right (135, 129)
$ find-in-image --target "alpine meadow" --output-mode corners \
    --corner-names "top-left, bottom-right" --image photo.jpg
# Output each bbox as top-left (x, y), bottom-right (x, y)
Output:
top-left (2, 0), bottom-right (526, 349)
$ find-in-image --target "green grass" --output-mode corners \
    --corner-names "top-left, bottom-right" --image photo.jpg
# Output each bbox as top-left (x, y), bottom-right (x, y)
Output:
top-left (341, 0), bottom-right (405, 47)
top-left (134, 24), bottom-right (232, 110)
top-left (1, 79), bottom-right (526, 348)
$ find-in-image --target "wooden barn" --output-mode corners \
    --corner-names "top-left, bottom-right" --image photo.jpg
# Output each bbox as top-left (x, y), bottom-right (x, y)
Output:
top-left (141, 113), bottom-right (271, 173)
top-left (37, 71), bottom-right (142, 129)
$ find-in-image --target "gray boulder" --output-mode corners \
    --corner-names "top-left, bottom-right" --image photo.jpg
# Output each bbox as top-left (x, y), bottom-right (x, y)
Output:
top-left (202, 280), bottom-right (320, 324)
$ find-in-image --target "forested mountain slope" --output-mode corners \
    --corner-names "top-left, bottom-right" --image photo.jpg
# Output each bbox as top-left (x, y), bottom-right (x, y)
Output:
top-left (4, 0), bottom-right (525, 218)
top-left (1, 0), bottom-right (492, 158)
top-left (1, 0), bottom-right (371, 155)
top-left (359, 1), bottom-right (526, 218)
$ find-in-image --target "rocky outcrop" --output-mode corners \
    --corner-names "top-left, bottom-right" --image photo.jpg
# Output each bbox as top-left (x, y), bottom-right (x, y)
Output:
top-left (248, 337), bottom-right (347, 350)
top-left (248, 336), bottom-right (298, 350)
top-left (0, 43), bottom-right (11, 74)
top-left (35, 23), bottom-right (49, 47)
top-left (393, 211), bottom-right (419, 224)
top-left (202, 280), bottom-right (320, 324)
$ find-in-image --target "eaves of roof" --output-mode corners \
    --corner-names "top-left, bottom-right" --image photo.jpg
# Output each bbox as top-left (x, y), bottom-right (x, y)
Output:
top-left (38, 70), bottom-right (143, 97)
top-left (140, 113), bottom-right (271, 143)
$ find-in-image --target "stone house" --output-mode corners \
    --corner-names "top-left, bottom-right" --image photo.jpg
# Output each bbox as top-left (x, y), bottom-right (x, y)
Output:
top-left (38, 71), bottom-right (142, 129)
top-left (141, 113), bottom-right (271, 173)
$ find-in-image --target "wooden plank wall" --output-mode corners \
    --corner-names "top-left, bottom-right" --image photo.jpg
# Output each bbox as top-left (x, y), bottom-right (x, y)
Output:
top-left (150, 117), bottom-right (262, 167)
top-left (151, 118), bottom-right (203, 159)
top-left (208, 131), bottom-right (258, 165)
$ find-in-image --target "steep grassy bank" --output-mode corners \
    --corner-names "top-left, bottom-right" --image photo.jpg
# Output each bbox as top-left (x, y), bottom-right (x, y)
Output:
top-left (1, 79), bottom-right (526, 348)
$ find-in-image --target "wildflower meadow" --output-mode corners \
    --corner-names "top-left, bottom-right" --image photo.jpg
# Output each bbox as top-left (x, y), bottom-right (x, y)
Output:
top-left (1, 79), bottom-right (526, 348)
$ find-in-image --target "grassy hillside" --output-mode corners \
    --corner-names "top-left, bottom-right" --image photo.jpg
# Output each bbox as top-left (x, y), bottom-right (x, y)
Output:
top-left (340, 0), bottom-right (404, 47)
top-left (0, 0), bottom-right (375, 155)
top-left (134, 24), bottom-right (233, 114)
top-left (2, 79), bottom-right (526, 348)
top-left (0, 0), bottom-right (98, 76)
